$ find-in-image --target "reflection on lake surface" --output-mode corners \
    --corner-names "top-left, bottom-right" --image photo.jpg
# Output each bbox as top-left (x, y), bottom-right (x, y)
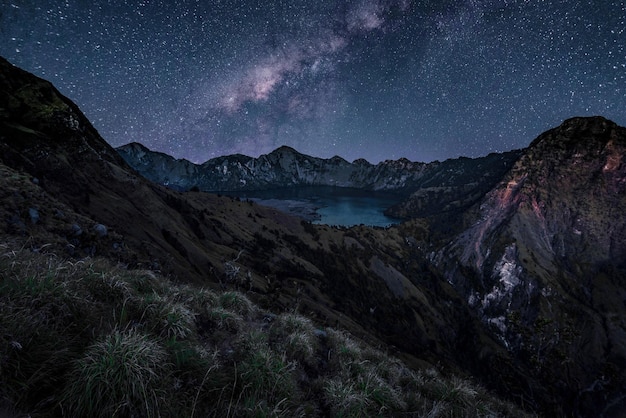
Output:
top-left (223, 186), bottom-right (404, 227)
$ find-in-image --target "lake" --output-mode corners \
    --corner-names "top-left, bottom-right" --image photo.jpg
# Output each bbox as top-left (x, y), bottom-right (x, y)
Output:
top-left (223, 186), bottom-right (405, 227)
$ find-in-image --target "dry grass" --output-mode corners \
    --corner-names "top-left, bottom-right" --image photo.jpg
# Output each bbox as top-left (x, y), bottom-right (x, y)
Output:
top-left (0, 244), bottom-right (532, 417)
top-left (61, 328), bottom-right (170, 418)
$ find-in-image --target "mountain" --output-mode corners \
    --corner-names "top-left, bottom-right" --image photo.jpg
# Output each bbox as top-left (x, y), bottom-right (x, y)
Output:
top-left (117, 141), bottom-right (521, 196)
top-left (117, 142), bottom-right (424, 191)
top-left (118, 140), bottom-right (521, 225)
top-left (438, 116), bottom-right (626, 416)
top-left (1, 55), bottom-right (625, 417)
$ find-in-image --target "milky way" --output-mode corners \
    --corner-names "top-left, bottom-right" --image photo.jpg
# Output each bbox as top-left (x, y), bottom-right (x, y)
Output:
top-left (1, 1), bottom-right (624, 163)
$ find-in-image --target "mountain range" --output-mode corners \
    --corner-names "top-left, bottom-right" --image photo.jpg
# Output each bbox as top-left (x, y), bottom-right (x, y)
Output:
top-left (117, 140), bottom-right (522, 193)
top-left (117, 141), bottom-right (522, 221)
top-left (1, 55), bottom-right (625, 417)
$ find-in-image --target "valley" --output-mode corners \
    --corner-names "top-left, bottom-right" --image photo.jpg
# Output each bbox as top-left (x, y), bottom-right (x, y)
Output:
top-left (1, 56), bottom-right (625, 417)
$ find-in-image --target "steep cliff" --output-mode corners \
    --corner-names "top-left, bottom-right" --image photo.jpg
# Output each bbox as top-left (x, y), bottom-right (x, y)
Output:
top-left (439, 116), bottom-right (626, 416)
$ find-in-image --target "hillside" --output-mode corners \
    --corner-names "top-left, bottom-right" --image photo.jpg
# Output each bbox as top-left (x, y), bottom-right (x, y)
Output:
top-left (1, 55), bottom-right (625, 416)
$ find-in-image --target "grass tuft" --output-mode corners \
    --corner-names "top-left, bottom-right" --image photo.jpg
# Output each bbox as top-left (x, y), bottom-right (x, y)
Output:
top-left (61, 328), bottom-right (170, 418)
top-left (139, 294), bottom-right (197, 340)
top-left (270, 312), bottom-right (318, 367)
top-left (233, 332), bottom-right (299, 417)
top-left (218, 291), bottom-right (256, 318)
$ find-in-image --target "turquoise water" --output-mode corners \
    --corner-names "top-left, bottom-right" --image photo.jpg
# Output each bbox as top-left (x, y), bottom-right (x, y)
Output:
top-left (311, 192), bottom-right (401, 227)
top-left (224, 186), bottom-right (404, 227)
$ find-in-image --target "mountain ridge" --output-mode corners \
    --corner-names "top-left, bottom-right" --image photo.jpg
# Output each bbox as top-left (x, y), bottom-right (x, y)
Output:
top-left (118, 141), bottom-right (522, 223)
top-left (117, 140), bottom-right (522, 195)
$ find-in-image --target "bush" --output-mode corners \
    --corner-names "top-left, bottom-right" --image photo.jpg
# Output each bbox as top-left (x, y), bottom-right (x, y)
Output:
top-left (236, 345), bottom-right (298, 416)
top-left (61, 329), bottom-right (171, 418)
top-left (270, 313), bottom-right (318, 366)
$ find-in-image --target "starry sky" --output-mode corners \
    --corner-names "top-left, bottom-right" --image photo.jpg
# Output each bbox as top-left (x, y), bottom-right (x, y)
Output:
top-left (1, 1), bottom-right (625, 163)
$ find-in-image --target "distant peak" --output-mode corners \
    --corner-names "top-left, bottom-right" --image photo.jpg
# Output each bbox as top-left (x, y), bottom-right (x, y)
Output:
top-left (558, 116), bottom-right (617, 135)
top-left (271, 145), bottom-right (300, 155)
top-left (330, 155), bottom-right (348, 163)
top-left (353, 158), bottom-right (371, 166)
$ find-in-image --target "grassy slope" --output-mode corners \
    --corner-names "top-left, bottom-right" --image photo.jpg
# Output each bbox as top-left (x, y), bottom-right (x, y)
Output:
top-left (0, 241), bottom-right (531, 417)
top-left (0, 160), bottom-right (530, 417)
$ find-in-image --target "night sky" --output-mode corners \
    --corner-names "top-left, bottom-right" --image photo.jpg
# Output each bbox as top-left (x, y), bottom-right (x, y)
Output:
top-left (1, 1), bottom-right (624, 163)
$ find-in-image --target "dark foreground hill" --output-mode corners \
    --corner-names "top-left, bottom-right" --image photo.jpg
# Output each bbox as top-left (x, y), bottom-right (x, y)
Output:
top-left (1, 55), bottom-right (625, 417)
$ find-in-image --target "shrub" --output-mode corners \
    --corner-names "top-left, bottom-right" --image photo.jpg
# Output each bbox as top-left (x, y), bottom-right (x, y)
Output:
top-left (218, 291), bottom-right (256, 318)
top-left (62, 329), bottom-right (171, 418)
top-left (270, 313), bottom-right (318, 366)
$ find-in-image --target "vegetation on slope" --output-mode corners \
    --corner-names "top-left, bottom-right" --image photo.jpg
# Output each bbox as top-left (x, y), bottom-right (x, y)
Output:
top-left (0, 244), bottom-right (530, 417)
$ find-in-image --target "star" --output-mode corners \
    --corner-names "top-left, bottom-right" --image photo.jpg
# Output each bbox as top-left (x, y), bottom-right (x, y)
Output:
top-left (1, 0), bottom-right (624, 163)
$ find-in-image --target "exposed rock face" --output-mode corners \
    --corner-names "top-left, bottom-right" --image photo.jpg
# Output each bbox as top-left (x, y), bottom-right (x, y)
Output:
top-left (117, 142), bottom-right (521, 198)
top-left (116, 142), bottom-right (201, 190)
top-left (455, 117), bottom-right (626, 269)
top-left (439, 116), bottom-right (626, 417)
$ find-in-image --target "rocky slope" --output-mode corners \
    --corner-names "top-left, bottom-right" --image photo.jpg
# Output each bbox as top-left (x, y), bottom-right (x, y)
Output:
top-left (438, 116), bottom-right (626, 417)
top-left (2, 56), bottom-right (626, 417)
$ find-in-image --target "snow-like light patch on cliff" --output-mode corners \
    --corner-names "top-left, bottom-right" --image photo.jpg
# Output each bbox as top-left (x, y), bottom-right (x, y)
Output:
top-left (495, 248), bottom-right (521, 292)
top-left (480, 244), bottom-right (523, 334)
top-left (468, 292), bottom-right (480, 307)
top-left (488, 316), bottom-right (507, 336)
